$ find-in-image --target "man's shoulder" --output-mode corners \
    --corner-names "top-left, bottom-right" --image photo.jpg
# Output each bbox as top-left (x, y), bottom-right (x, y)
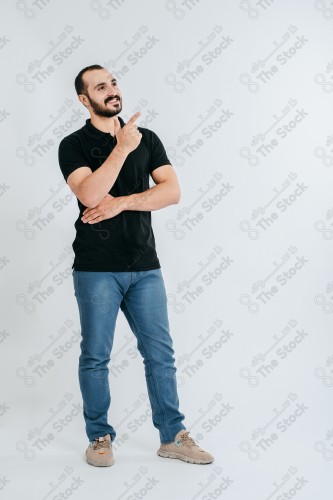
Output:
top-left (137, 125), bottom-right (163, 149)
top-left (58, 124), bottom-right (86, 150)
top-left (137, 124), bottom-right (157, 137)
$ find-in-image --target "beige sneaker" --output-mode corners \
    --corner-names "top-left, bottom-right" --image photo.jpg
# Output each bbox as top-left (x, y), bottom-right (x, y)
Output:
top-left (157, 429), bottom-right (214, 464)
top-left (86, 434), bottom-right (114, 467)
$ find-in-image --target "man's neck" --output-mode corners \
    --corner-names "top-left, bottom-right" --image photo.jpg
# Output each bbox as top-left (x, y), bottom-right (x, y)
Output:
top-left (90, 114), bottom-right (120, 136)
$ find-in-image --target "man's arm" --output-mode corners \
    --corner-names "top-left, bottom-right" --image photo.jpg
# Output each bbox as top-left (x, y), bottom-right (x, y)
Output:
top-left (80, 165), bottom-right (181, 224)
top-left (66, 112), bottom-right (141, 208)
top-left (68, 145), bottom-right (128, 208)
top-left (124, 165), bottom-right (181, 211)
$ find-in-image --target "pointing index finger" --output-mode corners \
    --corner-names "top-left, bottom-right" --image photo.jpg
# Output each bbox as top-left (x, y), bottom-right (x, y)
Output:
top-left (127, 111), bottom-right (141, 125)
top-left (113, 116), bottom-right (120, 132)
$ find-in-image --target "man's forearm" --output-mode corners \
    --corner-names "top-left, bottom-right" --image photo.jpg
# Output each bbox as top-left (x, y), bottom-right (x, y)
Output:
top-left (80, 180), bottom-right (180, 224)
top-left (78, 145), bottom-right (128, 208)
top-left (123, 181), bottom-right (180, 211)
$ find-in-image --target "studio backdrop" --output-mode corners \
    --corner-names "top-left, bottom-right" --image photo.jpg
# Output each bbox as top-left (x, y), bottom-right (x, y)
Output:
top-left (1, 1), bottom-right (332, 499)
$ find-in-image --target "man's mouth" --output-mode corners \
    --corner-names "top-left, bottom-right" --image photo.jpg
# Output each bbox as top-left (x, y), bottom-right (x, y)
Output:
top-left (106, 97), bottom-right (120, 105)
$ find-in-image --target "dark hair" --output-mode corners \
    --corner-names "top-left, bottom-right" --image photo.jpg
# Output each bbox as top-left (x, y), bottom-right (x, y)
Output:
top-left (74, 64), bottom-right (105, 95)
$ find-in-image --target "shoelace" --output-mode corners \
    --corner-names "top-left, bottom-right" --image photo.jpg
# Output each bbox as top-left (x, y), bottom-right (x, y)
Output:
top-left (178, 431), bottom-right (197, 448)
top-left (93, 437), bottom-right (111, 451)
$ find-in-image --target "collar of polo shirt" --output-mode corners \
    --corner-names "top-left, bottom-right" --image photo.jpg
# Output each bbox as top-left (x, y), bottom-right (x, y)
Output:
top-left (83, 116), bottom-right (125, 139)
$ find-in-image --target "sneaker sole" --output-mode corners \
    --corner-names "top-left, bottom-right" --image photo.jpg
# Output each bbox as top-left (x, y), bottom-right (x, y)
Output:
top-left (86, 452), bottom-right (114, 467)
top-left (157, 450), bottom-right (213, 464)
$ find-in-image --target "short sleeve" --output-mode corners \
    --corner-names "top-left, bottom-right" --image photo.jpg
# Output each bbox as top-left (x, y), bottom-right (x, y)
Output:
top-left (58, 135), bottom-right (89, 182)
top-left (148, 130), bottom-right (172, 174)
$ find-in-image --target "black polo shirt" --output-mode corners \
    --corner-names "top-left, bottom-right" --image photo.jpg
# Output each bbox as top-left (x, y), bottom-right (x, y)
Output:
top-left (58, 116), bottom-right (171, 272)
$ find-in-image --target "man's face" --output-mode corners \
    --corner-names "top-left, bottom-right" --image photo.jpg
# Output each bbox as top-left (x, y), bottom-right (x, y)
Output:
top-left (81, 69), bottom-right (122, 117)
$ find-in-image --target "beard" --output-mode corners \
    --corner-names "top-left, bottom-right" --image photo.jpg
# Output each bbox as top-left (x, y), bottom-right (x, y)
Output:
top-left (87, 94), bottom-right (122, 117)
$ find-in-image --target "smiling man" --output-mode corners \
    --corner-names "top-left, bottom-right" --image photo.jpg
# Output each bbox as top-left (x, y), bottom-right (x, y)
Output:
top-left (58, 64), bottom-right (214, 467)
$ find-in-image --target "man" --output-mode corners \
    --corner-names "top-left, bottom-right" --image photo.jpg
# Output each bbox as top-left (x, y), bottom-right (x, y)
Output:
top-left (58, 64), bottom-right (214, 467)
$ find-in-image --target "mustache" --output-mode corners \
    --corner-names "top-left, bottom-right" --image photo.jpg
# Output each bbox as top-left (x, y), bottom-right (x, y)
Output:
top-left (105, 96), bottom-right (120, 104)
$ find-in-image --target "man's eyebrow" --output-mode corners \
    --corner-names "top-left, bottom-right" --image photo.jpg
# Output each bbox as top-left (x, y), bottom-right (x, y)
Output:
top-left (93, 78), bottom-right (117, 89)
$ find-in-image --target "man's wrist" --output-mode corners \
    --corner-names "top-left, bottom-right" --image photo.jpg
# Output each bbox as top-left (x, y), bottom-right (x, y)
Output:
top-left (123, 192), bottom-right (153, 211)
top-left (118, 195), bottom-right (131, 212)
top-left (121, 194), bottom-right (136, 211)
top-left (113, 144), bottom-right (129, 159)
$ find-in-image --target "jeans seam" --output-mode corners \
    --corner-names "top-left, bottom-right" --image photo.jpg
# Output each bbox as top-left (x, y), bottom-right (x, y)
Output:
top-left (121, 298), bottom-right (172, 442)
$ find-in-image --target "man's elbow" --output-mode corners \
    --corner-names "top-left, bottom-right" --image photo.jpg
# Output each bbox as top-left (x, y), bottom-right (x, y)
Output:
top-left (76, 190), bottom-right (99, 209)
top-left (76, 190), bottom-right (93, 208)
top-left (84, 199), bottom-right (99, 209)
top-left (171, 186), bottom-right (181, 204)
top-left (75, 184), bottom-right (102, 208)
top-left (174, 191), bottom-right (181, 204)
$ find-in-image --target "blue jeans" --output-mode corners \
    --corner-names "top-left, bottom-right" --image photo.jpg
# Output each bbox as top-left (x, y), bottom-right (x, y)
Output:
top-left (72, 268), bottom-right (186, 444)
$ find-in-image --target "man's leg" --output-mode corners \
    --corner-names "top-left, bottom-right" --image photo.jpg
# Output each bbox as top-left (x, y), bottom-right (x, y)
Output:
top-left (73, 270), bottom-right (126, 443)
top-left (120, 268), bottom-right (186, 444)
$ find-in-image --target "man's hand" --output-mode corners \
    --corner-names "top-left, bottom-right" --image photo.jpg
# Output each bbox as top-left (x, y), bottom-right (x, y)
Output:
top-left (114, 111), bottom-right (142, 154)
top-left (81, 194), bottom-right (126, 224)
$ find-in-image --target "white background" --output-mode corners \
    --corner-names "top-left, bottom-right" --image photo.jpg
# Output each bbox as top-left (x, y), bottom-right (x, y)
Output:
top-left (1, 0), bottom-right (332, 499)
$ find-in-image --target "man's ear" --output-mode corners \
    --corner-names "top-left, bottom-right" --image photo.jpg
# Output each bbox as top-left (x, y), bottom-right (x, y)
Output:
top-left (78, 94), bottom-right (89, 108)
